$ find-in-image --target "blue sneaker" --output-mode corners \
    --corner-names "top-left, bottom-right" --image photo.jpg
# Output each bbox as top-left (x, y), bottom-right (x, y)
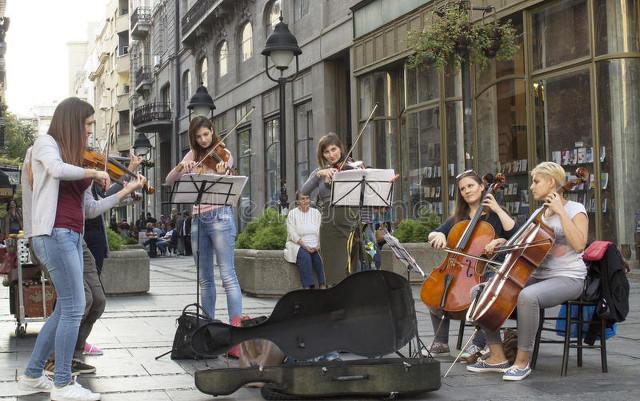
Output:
top-left (502, 364), bottom-right (531, 381)
top-left (466, 358), bottom-right (510, 373)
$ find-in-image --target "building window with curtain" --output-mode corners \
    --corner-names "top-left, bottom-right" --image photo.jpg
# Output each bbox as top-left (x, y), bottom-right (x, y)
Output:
top-left (217, 41), bottom-right (228, 77)
top-left (294, 101), bottom-right (313, 190)
top-left (264, 118), bottom-right (280, 207)
top-left (182, 70), bottom-right (191, 110)
top-left (198, 57), bottom-right (208, 87)
top-left (294, 0), bottom-right (309, 21)
top-left (240, 22), bottom-right (253, 62)
top-left (266, 0), bottom-right (281, 36)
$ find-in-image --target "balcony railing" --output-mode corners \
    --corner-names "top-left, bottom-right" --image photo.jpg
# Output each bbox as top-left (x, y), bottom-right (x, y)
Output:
top-left (131, 7), bottom-right (151, 39)
top-left (133, 103), bottom-right (172, 127)
top-left (135, 66), bottom-right (152, 87)
top-left (182, 0), bottom-right (222, 40)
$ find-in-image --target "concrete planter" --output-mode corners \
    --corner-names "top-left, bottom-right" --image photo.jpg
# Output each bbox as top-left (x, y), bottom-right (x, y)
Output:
top-left (101, 248), bottom-right (150, 295)
top-left (235, 244), bottom-right (443, 297)
top-left (235, 249), bottom-right (302, 297)
top-left (380, 243), bottom-right (444, 283)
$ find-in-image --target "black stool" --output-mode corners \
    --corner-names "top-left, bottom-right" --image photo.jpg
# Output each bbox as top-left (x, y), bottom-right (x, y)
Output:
top-left (531, 300), bottom-right (608, 375)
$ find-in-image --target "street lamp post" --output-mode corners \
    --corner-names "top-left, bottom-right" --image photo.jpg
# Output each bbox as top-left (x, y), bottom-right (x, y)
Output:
top-left (187, 84), bottom-right (216, 120)
top-left (262, 16), bottom-right (302, 213)
top-left (134, 132), bottom-right (152, 223)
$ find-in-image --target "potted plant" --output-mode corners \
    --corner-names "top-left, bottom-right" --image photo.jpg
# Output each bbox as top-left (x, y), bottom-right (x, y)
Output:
top-left (235, 208), bottom-right (297, 297)
top-left (407, 2), bottom-right (518, 70)
top-left (101, 228), bottom-right (151, 295)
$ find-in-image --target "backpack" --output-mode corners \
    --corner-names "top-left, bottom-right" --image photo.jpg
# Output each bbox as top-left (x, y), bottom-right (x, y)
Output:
top-left (582, 241), bottom-right (630, 324)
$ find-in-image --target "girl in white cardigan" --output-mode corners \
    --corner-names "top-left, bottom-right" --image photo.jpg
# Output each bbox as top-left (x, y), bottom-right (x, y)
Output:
top-left (285, 192), bottom-right (326, 288)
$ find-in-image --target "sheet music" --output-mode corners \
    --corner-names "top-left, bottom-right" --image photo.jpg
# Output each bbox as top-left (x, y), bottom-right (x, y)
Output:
top-left (331, 169), bottom-right (395, 207)
top-left (171, 173), bottom-right (248, 206)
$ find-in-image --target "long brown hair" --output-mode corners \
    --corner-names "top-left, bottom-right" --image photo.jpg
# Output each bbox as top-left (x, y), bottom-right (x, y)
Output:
top-left (47, 97), bottom-right (94, 165)
top-left (452, 170), bottom-right (485, 223)
top-left (316, 132), bottom-right (346, 167)
top-left (188, 116), bottom-right (222, 163)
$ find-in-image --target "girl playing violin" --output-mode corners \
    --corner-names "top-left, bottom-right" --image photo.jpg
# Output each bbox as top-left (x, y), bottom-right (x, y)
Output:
top-left (426, 170), bottom-right (516, 358)
top-left (165, 116), bottom-right (242, 355)
top-left (467, 162), bottom-right (588, 381)
top-left (299, 133), bottom-right (363, 286)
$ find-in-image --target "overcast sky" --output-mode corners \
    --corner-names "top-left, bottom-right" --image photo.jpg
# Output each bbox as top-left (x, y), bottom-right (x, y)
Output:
top-left (5, 0), bottom-right (105, 116)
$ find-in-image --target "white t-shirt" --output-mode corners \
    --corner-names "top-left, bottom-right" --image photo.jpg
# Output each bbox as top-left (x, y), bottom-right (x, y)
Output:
top-left (532, 200), bottom-right (588, 280)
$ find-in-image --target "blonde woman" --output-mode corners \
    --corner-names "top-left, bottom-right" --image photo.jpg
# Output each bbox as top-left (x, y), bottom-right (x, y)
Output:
top-left (467, 161), bottom-right (588, 381)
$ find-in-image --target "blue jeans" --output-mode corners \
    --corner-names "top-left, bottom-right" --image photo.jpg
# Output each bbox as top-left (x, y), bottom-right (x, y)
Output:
top-left (191, 207), bottom-right (242, 320)
top-left (25, 229), bottom-right (85, 387)
top-left (296, 248), bottom-right (325, 288)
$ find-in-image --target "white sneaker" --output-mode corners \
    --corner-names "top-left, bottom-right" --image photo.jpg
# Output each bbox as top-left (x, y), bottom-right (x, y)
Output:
top-left (50, 381), bottom-right (100, 401)
top-left (460, 343), bottom-right (483, 359)
top-left (17, 374), bottom-right (54, 393)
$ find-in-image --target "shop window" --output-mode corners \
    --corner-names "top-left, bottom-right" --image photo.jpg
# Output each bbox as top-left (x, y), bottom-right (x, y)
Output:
top-left (476, 13), bottom-right (525, 89)
top-left (532, 0), bottom-right (590, 71)
top-left (294, 102), bottom-right (313, 190)
top-left (217, 41), bottom-right (228, 77)
top-left (594, 0), bottom-right (640, 56)
top-left (534, 69), bottom-right (596, 240)
top-left (596, 58), bottom-right (640, 254)
top-left (266, 0), bottom-right (281, 36)
top-left (406, 64), bottom-right (439, 106)
top-left (445, 101), bottom-right (464, 214)
top-left (237, 128), bottom-right (252, 229)
top-left (265, 118), bottom-right (280, 207)
top-left (240, 22), bottom-right (253, 62)
top-left (476, 80), bottom-right (529, 224)
top-left (402, 108), bottom-right (442, 218)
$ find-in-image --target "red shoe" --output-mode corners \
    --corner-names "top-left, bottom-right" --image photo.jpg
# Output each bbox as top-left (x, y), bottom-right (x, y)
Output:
top-left (227, 316), bottom-right (242, 359)
top-left (83, 342), bottom-right (103, 356)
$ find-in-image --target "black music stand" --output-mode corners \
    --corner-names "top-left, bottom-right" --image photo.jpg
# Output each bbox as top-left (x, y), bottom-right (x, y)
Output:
top-left (383, 232), bottom-right (431, 358)
top-left (330, 169), bottom-right (394, 272)
top-left (155, 173), bottom-right (247, 360)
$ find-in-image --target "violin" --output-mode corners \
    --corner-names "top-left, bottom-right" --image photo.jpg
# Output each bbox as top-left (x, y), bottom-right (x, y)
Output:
top-left (83, 150), bottom-right (155, 194)
top-left (420, 173), bottom-right (506, 319)
top-left (197, 141), bottom-right (231, 172)
top-left (467, 167), bottom-right (589, 331)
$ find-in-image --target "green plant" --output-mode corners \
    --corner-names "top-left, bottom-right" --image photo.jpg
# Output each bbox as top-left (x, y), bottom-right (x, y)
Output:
top-left (236, 208), bottom-right (287, 250)
top-left (393, 211), bottom-right (442, 243)
top-left (408, 4), bottom-right (518, 71)
top-left (107, 228), bottom-right (125, 251)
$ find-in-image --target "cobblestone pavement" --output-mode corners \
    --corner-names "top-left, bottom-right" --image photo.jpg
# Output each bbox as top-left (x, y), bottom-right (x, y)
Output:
top-left (1, 256), bottom-right (639, 400)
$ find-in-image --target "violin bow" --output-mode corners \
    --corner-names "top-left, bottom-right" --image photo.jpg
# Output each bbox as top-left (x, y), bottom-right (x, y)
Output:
top-left (338, 103), bottom-right (378, 171)
top-left (193, 106), bottom-right (256, 170)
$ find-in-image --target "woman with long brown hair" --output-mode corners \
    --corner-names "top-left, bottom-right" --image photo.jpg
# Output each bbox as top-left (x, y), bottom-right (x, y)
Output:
top-left (18, 97), bottom-right (110, 400)
top-left (165, 116), bottom-right (242, 357)
top-left (426, 170), bottom-right (516, 359)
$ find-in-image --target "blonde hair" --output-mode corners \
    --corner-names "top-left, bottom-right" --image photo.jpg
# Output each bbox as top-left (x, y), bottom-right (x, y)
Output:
top-left (531, 161), bottom-right (566, 189)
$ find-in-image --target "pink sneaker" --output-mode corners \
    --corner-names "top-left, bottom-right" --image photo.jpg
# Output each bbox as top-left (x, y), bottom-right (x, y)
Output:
top-left (83, 342), bottom-right (103, 356)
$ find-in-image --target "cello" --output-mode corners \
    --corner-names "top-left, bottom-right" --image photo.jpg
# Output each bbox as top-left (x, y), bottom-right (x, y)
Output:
top-left (420, 173), bottom-right (506, 319)
top-left (467, 167), bottom-right (589, 331)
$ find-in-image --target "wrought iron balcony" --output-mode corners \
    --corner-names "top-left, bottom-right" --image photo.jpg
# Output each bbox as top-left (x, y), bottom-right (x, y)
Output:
top-left (182, 0), bottom-right (224, 44)
top-left (133, 103), bottom-right (172, 133)
top-left (135, 66), bottom-right (152, 95)
top-left (131, 7), bottom-right (151, 40)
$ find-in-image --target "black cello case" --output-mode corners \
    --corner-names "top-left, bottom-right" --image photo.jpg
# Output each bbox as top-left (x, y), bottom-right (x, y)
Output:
top-left (192, 270), bottom-right (441, 399)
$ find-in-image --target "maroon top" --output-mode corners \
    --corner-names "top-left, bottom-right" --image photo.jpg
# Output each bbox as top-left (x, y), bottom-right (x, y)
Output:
top-left (54, 178), bottom-right (92, 233)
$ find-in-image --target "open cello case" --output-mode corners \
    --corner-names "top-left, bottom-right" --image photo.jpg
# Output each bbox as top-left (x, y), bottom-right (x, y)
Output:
top-left (191, 270), bottom-right (441, 399)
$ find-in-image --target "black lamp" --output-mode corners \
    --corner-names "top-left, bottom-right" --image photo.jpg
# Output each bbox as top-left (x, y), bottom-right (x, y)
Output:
top-left (133, 131), bottom-right (152, 157)
top-left (187, 84), bottom-right (216, 120)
